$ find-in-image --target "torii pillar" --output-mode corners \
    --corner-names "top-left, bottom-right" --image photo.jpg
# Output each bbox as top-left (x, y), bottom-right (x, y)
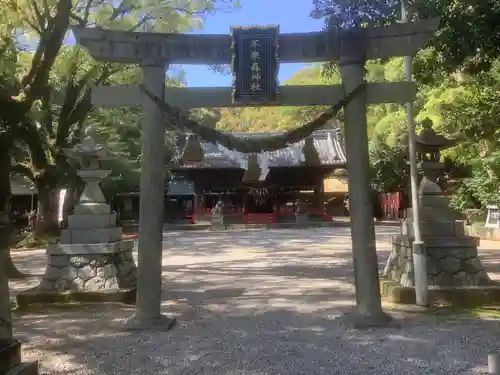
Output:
top-left (123, 59), bottom-right (176, 330)
top-left (339, 30), bottom-right (392, 326)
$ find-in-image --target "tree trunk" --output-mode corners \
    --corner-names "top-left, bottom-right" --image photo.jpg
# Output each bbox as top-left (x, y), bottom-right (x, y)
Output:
top-left (0, 224), bottom-right (14, 343)
top-left (0, 141), bottom-right (26, 280)
top-left (34, 186), bottom-right (59, 236)
top-left (4, 229), bottom-right (25, 280)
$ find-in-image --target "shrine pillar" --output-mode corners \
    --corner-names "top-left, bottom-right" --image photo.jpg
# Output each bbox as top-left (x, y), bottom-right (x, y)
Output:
top-left (124, 61), bottom-right (175, 331)
top-left (193, 188), bottom-right (204, 222)
top-left (313, 182), bottom-right (324, 212)
top-left (339, 35), bottom-right (391, 327)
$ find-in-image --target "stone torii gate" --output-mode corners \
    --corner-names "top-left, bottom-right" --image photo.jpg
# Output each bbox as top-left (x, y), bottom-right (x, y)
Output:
top-left (73, 19), bottom-right (438, 329)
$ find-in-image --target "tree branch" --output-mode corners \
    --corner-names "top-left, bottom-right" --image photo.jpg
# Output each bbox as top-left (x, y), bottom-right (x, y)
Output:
top-left (128, 14), bottom-right (154, 32)
top-left (41, 86), bottom-right (53, 136)
top-left (82, 0), bottom-right (94, 24)
top-left (30, 0), bottom-right (46, 31)
top-left (69, 12), bottom-right (86, 26)
top-left (55, 63), bottom-right (99, 150)
top-left (12, 119), bottom-right (49, 173)
top-left (22, 0), bottom-right (72, 108)
top-left (42, 0), bottom-right (51, 19)
top-left (67, 90), bottom-right (91, 127)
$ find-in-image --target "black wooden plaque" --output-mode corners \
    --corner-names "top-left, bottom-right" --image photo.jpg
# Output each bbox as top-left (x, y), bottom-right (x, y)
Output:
top-left (230, 26), bottom-right (279, 105)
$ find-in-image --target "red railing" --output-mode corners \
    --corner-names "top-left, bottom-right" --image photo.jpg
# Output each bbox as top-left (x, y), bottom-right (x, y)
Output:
top-left (185, 208), bottom-right (196, 224)
top-left (201, 207), bottom-right (241, 214)
top-left (379, 191), bottom-right (406, 220)
top-left (243, 213), bottom-right (277, 225)
top-left (194, 207), bottom-right (334, 224)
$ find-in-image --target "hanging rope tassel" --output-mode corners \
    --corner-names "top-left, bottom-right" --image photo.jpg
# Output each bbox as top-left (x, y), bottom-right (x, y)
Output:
top-left (140, 82), bottom-right (366, 154)
top-left (302, 137), bottom-right (321, 166)
top-left (242, 154), bottom-right (261, 184)
top-left (181, 134), bottom-right (205, 163)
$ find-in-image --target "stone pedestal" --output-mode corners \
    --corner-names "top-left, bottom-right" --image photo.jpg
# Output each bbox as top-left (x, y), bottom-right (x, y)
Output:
top-left (387, 233), bottom-right (490, 287)
top-left (294, 199), bottom-right (309, 228)
top-left (19, 169), bottom-right (137, 305)
top-left (295, 213), bottom-right (309, 228)
top-left (211, 214), bottom-right (224, 229)
top-left (38, 240), bottom-right (136, 292)
top-left (0, 341), bottom-right (38, 375)
top-left (211, 201), bottom-right (225, 230)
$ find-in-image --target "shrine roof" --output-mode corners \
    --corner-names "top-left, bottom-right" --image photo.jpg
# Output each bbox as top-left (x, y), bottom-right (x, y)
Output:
top-left (174, 129), bottom-right (347, 169)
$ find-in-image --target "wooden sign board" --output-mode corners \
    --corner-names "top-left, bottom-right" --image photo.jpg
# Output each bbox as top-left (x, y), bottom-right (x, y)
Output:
top-left (485, 204), bottom-right (500, 228)
top-left (231, 26), bottom-right (280, 105)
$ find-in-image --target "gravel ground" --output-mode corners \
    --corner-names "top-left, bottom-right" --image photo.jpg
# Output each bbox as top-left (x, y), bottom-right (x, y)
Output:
top-left (9, 227), bottom-right (500, 375)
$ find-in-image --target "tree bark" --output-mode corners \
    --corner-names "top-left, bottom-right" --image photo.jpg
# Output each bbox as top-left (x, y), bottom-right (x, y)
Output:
top-left (0, 224), bottom-right (14, 343)
top-left (0, 137), bottom-right (26, 280)
top-left (34, 186), bottom-right (59, 236)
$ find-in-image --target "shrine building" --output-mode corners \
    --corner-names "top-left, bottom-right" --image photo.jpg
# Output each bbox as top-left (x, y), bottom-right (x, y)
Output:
top-left (170, 128), bottom-right (347, 224)
top-left (115, 129), bottom-right (348, 224)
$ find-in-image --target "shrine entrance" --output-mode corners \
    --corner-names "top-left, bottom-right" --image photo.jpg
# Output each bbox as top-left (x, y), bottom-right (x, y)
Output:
top-left (245, 193), bottom-right (273, 214)
top-left (73, 18), bottom-right (438, 329)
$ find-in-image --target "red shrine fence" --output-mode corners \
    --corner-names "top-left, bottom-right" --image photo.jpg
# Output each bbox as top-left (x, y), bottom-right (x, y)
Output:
top-left (379, 191), bottom-right (407, 220)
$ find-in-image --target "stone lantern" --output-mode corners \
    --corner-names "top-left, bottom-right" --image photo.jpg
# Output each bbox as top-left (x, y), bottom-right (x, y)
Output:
top-left (415, 118), bottom-right (455, 194)
top-left (19, 127), bottom-right (137, 304)
top-left (383, 119), bottom-right (491, 289)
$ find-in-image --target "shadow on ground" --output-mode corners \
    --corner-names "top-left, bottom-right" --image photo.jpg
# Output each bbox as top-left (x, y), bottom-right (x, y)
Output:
top-left (8, 227), bottom-right (499, 374)
top-left (13, 303), bottom-right (499, 375)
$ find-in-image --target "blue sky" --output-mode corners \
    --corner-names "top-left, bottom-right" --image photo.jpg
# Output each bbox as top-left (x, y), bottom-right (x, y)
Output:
top-left (179, 0), bottom-right (325, 87)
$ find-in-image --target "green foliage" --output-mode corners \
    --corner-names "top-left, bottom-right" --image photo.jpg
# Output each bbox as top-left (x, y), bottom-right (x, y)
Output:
top-left (0, 0), bottom-right (238, 235)
top-left (214, 50), bottom-right (500, 212)
top-left (416, 72), bottom-right (500, 210)
top-left (412, 0), bottom-right (500, 78)
top-left (215, 65), bottom-right (338, 133)
top-left (369, 135), bottom-right (409, 193)
top-left (303, 0), bottom-right (500, 212)
top-left (310, 0), bottom-right (399, 29)
top-left (311, 0), bottom-right (500, 79)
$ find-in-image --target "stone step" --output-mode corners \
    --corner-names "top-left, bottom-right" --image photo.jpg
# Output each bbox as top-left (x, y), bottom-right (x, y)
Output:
top-left (401, 220), bottom-right (464, 237)
top-left (393, 233), bottom-right (479, 247)
top-left (5, 361), bottom-right (39, 375)
top-left (74, 202), bottom-right (110, 215)
top-left (67, 213), bottom-right (117, 229)
top-left (60, 227), bottom-right (122, 244)
top-left (47, 239), bottom-right (134, 255)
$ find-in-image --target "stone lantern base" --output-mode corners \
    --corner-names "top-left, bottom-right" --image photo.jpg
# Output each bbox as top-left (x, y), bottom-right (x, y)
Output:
top-left (37, 240), bottom-right (137, 292)
top-left (17, 199), bottom-right (137, 307)
top-left (387, 231), bottom-right (491, 288)
top-left (381, 178), bottom-right (500, 306)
